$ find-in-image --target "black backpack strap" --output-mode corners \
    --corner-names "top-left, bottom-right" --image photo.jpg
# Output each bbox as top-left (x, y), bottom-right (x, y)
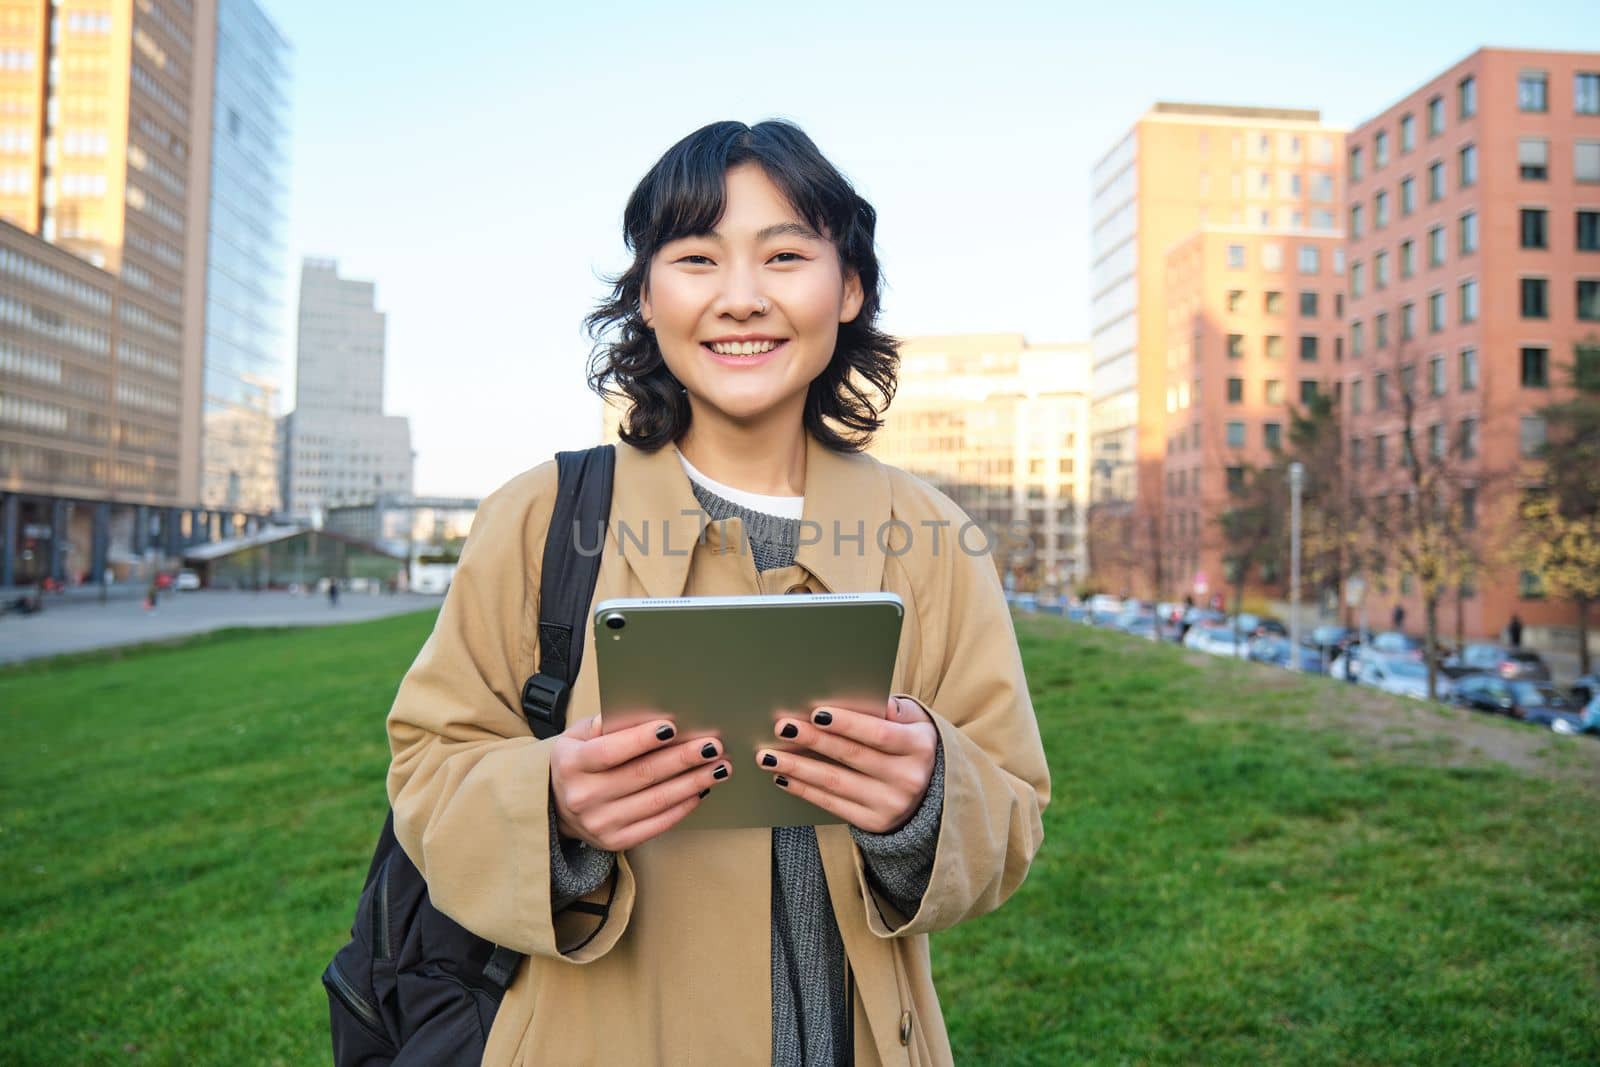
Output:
top-left (520, 445), bottom-right (616, 739)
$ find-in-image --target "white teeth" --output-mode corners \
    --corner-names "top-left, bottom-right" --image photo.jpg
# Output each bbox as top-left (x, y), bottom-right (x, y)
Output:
top-left (708, 340), bottom-right (781, 356)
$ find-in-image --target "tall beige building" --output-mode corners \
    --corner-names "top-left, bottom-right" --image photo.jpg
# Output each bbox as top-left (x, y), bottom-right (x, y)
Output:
top-left (1089, 103), bottom-right (1346, 594)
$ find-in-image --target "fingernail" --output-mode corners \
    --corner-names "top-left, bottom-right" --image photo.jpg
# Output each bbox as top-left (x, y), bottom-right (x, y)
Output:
top-left (813, 709), bottom-right (834, 726)
top-left (656, 724), bottom-right (675, 741)
top-left (761, 753), bottom-right (778, 768)
top-left (775, 775), bottom-right (789, 788)
top-left (779, 723), bottom-right (798, 739)
top-left (698, 788), bottom-right (710, 799)
top-left (713, 764), bottom-right (730, 780)
top-left (700, 742), bottom-right (718, 759)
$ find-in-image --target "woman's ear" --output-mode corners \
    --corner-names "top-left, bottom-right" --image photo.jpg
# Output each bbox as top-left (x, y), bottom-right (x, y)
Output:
top-left (840, 270), bottom-right (864, 324)
top-left (639, 281), bottom-right (653, 330)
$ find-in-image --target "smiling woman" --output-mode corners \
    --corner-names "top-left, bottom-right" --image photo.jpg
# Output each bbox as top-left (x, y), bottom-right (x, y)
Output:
top-left (376, 119), bottom-right (1049, 1067)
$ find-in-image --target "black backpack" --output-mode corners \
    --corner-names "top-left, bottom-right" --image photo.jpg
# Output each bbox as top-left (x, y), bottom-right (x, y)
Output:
top-left (323, 445), bottom-right (615, 1066)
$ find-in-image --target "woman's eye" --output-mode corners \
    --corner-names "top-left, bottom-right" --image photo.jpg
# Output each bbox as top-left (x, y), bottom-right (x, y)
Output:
top-left (677, 254), bottom-right (714, 265)
top-left (770, 252), bottom-right (806, 264)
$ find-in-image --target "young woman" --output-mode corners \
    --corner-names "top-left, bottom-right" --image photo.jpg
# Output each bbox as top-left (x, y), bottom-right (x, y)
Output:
top-left (385, 120), bottom-right (1049, 1066)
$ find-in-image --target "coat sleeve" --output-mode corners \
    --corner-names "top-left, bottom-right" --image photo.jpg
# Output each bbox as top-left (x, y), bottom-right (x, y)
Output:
top-left (854, 499), bottom-right (1050, 937)
top-left (384, 464), bottom-right (635, 961)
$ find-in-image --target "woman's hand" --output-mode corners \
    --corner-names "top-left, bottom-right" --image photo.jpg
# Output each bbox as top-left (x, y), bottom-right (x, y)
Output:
top-left (550, 716), bottom-right (730, 851)
top-left (755, 696), bottom-right (938, 834)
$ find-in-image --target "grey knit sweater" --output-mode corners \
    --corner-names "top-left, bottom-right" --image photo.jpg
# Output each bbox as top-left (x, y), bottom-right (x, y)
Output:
top-left (548, 483), bottom-right (944, 1066)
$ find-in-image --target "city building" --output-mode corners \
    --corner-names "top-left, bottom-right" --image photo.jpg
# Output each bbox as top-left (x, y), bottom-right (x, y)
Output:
top-left (199, 0), bottom-right (289, 514)
top-left (1341, 47), bottom-right (1600, 644)
top-left (324, 494), bottom-right (478, 559)
top-left (281, 257), bottom-right (413, 522)
top-left (869, 334), bottom-right (1092, 594)
top-left (1159, 228), bottom-right (1345, 603)
top-left (0, 0), bottom-right (290, 588)
top-left (1089, 103), bottom-right (1346, 595)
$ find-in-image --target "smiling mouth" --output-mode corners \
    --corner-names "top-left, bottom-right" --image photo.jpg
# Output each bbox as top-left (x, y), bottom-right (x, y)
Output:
top-left (703, 339), bottom-right (787, 357)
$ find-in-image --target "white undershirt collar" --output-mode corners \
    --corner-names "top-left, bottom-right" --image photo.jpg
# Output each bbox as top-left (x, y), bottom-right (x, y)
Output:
top-left (677, 450), bottom-right (805, 520)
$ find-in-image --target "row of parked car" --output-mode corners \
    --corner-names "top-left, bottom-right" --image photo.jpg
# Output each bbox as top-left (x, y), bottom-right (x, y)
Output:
top-left (1012, 593), bottom-right (1600, 740)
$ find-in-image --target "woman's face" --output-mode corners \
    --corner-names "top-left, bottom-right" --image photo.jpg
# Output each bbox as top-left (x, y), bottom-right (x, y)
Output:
top-left (641, 162), bottom-right (864, 433)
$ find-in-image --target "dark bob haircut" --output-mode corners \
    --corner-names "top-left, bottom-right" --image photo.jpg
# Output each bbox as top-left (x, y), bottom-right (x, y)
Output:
top-left (585, 120), bottom-right (898, 453)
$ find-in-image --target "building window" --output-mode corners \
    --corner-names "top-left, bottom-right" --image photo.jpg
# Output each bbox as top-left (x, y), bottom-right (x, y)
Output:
top-left (1226, 422), bottom-right (1246, 448)
top-left (1300, 291), bottom-right (1319, 317)
top-left (1227, 244), bottom-right (1247, 269)
top-left (1300, 379), bottom-right (1319, 404)
top-left (1521, 208), bottom-right (1548, 249)
top-left (1298, 245), bottom-right (1320, 273)
top-left (1521, 346), bottom-right (1550, 387)
top-left (1580, 279), bottom-right (1600, 321)
top-left (1350, 203), bottom-right (1364, 237)
top-left (1262, 243), bottom-right (1284, 271)
top-left (1265, 379), bottom-right (1284, 405)
top-left (1428, 423), bottom-right (1445, 460)
top-left (1350, 437), bottom-right (1365, 468)
top-left (1578, 142), bottom-right (1600, 183)
top-left (1400, 302), bottom-right (1415, 340)
top-left (1374, 434), bottom-right (1388, 468)
top-left (1578, 73), bottom-right (1600, 115)
top-left (1461, 485), bottom-right (1477, 529)
top-left (1299, 335), bottom-right (1319, 361)
top-left (1400, 113), bottom-right (1415, 152)
top-left (1375, 190), bottom-right (1389, 228)
top-left (1460, 347), bottom-right (1478, 390)
top-left (1520, 138), bottom-right (1550, 180)
top-left (1459, 418), bottom-right (1478, 460)
top-left (1400, 239), bottom-right (1415, 278)
top-left (1226, 466), bottom-right (1245, 492)
top-left (1227, 377), bottom-right (1244, 403)
top-left (1265, 335), bottom-right (1285, 360)
top-left (1428, 291), bottom-right (1445, 332)
top-left (1426, 160), bottom-right (1444, 202)
top-left (1579, 211), bottom-right (1600, 252)
top-left (1265, 290), bottom-right (1284, 314)
top-left (1459, 144), bottom-right (1477, 187)
top-left (1428, 95), bottom-right (1444, 135)
top-left (1429, 355), bottom-right (1445, 395)
top-left (1227, 289), bottom-right (1245, 312)
top-left (1375, 131), bottom-right (1390, 168)
top-left (1351, 321), bottom-right (1364, 357)
top-left (1428, 225), bottom-right (1445, 267)
top-left (1521, 277), bottom-right (1550, 318)
top-left (1228, 334), bottom-right (1245, 359)
top-left (1458, 211), bottom-right (1478, 254)
top-left (1351, 261), bottom-right (1365, 297)
top-left (1349, 146), bottom-right (1363, 182)
top-left (1375, 312), bottom-right (1390, 349)
top-left (1375, 371), bottom-right (1390, 410)
top-left (1520, 415), bottom-right (1547, 457)
top-left (1399, 176), bottom-right (1415, 216)
top-left (1460, 279), bottom-right (1478, 323)
top-left (1376, 251), bottom-right (1392, 289)
top-left (1519, 71), bottom-right (1549, 112)
top-left (1459, 75), bottom-right (1476, 119)
top-left (1264, 421), bottom-right (1283, 449)
top-left (1351, 378), bottom-right (1364, 413)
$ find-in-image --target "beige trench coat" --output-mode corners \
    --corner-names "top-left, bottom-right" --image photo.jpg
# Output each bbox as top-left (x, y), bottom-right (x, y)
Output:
top-left (386, 433), bottom-right (1050, 1066)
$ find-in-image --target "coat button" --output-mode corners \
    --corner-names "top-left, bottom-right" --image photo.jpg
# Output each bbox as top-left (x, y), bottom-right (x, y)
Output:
top-left (898, 1010), bottom-right (912, 1045)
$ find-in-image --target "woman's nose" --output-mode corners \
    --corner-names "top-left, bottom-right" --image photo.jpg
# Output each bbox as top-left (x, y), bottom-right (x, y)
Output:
top-left (711, 265), bottom-right (766, 319)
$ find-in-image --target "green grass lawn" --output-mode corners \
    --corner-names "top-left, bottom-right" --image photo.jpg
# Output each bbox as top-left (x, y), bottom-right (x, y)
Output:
top-left (2, 611), bottom-right (1596, 1065)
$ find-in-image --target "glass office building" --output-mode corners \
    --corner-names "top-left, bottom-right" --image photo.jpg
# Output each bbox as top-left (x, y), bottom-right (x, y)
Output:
top-left (200, 0), bottom-right (290, 513)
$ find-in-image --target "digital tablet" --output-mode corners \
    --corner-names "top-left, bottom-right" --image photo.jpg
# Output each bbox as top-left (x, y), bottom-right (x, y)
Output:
top-left (592, 592), bottom-right (905, 831)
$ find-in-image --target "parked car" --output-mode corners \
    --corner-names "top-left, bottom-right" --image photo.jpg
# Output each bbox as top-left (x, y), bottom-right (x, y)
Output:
top-left (1450, 674), bottom-right (1577, 720)
top-left (1065, 604), bottom-right (1090, 623)
top-left (1442, 643), bottom-right (1550, 681)
top-left (1184, 624), bottom-right (1249, 658)
top-left (1368, 631), bottom-right (1426, 659)
top-left (1571, 674), bottom-right (1599, 705)
top-left (174, 569), bottom-right (201, 591)
top-left (1121, 615), bottom-right (1161, 641)
top-left (1248, 635), bottom-right (1325, 672)
top-left (1357, 655), bottom-right (1448, 700)
top-left (1549, 694), bottom-right (1600, 737)
top-left (1253, 617), bottom-right (1289, 638)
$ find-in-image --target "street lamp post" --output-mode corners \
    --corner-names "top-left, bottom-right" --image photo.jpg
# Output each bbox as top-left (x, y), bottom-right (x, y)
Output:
top-left (1289, 461), bottom-right (1305, 672)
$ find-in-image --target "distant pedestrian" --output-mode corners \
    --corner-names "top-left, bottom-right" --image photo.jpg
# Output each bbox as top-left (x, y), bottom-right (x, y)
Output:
top-left (1507, 613), bottom-right (1524, 647)
top-left (1392, 602), bottom-right (1405, 631)
top-left (328, 580), bottom-right (339, 608)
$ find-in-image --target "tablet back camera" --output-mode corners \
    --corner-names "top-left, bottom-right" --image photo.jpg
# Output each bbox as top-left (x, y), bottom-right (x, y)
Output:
top-left (603, 611), bottom-right (627, 634)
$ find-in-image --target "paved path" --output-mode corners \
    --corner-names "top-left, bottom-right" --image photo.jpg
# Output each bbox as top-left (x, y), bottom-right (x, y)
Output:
top-left (0, 588), bottom-right (441, 665)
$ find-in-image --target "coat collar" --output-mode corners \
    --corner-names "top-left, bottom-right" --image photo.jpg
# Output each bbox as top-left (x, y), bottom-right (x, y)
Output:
top-left (610, 433), bottom-right (892, 598)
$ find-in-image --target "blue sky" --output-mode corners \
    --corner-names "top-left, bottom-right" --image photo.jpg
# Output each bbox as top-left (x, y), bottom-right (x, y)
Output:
top-left (265, 0), bottom-right (1598, 496)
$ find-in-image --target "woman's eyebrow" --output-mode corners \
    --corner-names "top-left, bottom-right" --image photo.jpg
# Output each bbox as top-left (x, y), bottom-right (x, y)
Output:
top-left (692, 222), bottom-right (824, 243)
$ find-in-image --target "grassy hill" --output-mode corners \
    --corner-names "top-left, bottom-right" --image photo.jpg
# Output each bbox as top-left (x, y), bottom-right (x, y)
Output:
top-left (1, 611), bottom-right (1595, 1065)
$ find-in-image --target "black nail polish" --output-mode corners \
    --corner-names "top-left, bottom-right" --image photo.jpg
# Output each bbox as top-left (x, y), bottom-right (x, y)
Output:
top-left (656, 724), bottom-right (675, 741)
top-left (701, 742), bottom-right (718, 759)
top-left (698, 788), bottom-right (710, 799)
top-left (775, 775), bottom-right (789, 788)
top-left (713, 764), bottom-right (730, 780)
top-left (780, 723), bottom-right (798, 739)
top-left (761, 753), bottom-right (778, 768)
top-left (813, 709), bottom-right (834, 726)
